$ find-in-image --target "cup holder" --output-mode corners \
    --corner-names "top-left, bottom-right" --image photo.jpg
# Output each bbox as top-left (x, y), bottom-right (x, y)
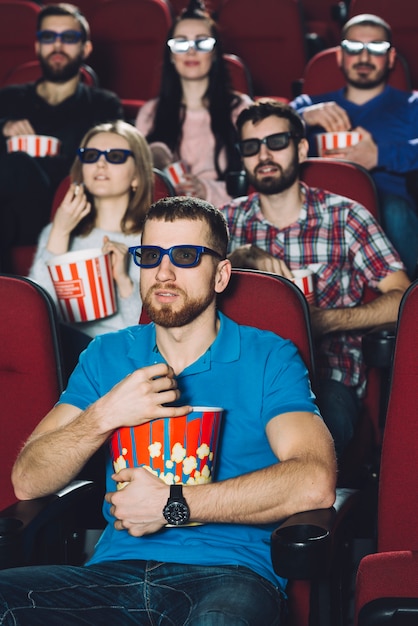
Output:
top-left (271, 524), bottom-right (330, 579)
top-left (0, 518), bottom-right (24, 569)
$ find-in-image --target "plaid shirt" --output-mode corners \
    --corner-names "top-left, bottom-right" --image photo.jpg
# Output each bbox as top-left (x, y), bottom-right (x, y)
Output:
top-left (220, 183), bottom-right (404, 396)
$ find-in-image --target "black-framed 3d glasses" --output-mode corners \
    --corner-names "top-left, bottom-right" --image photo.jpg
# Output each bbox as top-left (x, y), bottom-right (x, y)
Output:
top-left (36, 30), bottom-right (84, 44)
top-left (340, 39), bottom-right (391, 56)
top-left (129, 245), bottom-right (223, 268)
top-left (77, 148), bottom-right (134, 164)
top-left (237, 131), bottom-right (299, 158)
top-left (167, 36), bottom-right (216, 54)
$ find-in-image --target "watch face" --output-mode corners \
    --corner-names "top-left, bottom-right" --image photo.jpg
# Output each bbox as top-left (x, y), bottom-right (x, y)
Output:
top-left (163, 501), bottom-right (190, 526)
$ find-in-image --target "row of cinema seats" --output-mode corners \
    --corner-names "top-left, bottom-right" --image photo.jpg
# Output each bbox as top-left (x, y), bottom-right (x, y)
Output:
top-left (1, 0), bottom-right (418, 106)
top-left (0, 268), bottom-right (417, 626)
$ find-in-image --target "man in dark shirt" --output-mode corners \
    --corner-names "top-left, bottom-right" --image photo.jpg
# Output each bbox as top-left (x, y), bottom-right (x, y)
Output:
top-left (0, 3), bottom-right (123, 271)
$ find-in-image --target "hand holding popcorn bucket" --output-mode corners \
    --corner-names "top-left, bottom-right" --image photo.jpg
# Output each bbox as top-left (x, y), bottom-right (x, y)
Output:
top-left (316, 131), bottom-right (363, 158)
top-left (109, 407), bottom-right (223, 526)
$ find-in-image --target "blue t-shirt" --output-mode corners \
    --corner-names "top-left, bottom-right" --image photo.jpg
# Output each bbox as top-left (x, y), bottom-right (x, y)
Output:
top-left (291, 86), bottom-right (418, 207)
top-left (59, 312), bottom-right (319, 592)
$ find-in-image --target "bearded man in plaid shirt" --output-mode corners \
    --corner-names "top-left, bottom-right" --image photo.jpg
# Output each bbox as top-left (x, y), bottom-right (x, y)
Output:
top-left (220, 101), bottom-right (410, 460)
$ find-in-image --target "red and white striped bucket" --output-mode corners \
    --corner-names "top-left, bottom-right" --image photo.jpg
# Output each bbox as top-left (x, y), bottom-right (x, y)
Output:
top-left (291, 269), bottom-right (315, 304)
top-left (164, 161), bottom-right (188, 186)
top-left (315, 131), bottom-right (362, 157)
top-left (7, 134), bottom-right (61, 157)
top-left (47, 248), bottom-right (117, 323)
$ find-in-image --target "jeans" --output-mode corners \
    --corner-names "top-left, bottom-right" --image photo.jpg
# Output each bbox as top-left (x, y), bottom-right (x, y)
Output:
top-left (378, 191), bottom-right (418, 279)
top-left (0, 560), bottom-right (285, 625)
top-left (316, 379), bottom-right (361, 459)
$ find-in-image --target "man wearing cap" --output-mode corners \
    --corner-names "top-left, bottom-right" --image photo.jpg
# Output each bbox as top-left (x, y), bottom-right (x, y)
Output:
top-left (290, 13), bottom-right (418, 279)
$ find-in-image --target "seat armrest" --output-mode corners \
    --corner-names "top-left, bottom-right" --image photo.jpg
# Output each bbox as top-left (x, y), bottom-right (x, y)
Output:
top-left (0, 480), bottom-right (97, 569)
top-left (362, 323), bottom-right (396, 369)
top-left (270, 488), bottom-right (359, 579)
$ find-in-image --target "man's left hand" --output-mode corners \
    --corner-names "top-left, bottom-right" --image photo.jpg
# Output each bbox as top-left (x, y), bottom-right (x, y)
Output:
top-left (105, 467), bottom-right (168, 536)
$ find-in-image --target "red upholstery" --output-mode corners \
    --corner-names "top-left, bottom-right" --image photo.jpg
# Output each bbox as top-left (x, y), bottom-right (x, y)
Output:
top-left (300, 46), bottom-right (411, 95)
top-left (87, 0), bottom-right (172, 101)
top-left (223, 53), bottom-right (253, 97)
top-left (2, 60), bottom-right (99, 87)
top-left (349, 0), bottom-right (418, 91)
top-left (0, 274), bottom-right (64, 509)
top-left (0, 1), bottom-right (40, 86)
top-left (354, 280), bottom-right (418, 624)
top-left (217, 0), bottom-right (308, 100)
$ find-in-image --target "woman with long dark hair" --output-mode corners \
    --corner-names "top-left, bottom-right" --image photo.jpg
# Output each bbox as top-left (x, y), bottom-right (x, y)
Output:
top-left (135, 0), bottom-right (252, 206)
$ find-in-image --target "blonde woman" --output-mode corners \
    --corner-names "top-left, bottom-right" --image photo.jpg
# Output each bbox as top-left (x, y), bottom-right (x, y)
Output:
top-left (29, 120), bottom-right (153, 337)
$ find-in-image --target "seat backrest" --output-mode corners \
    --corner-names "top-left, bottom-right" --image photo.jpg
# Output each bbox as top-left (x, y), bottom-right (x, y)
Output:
top-left (87, 0), bottom-right (172, 101)
top-left (300, 157), bottom-right (380, 220)
top-left (0, 274), bottom-right (64, 509)
top-left (349, 0), bottom-right (418, 91)
top-left (377, 280), bottom-right (418, 553)
top-left (217, 0), bottom-right (308, 99)
top-left (140, 268), bottom-right (315, 381)
top-left (2, 59), bottom-right (99, 87)
top-left (299, 0), bottom-right (346, 47)
top-left (223, 53), bottom-right (254, 98)
top-left (300, 46), bottom-right (412, 95)
top-left (0, 1), bottom-right (41, 86)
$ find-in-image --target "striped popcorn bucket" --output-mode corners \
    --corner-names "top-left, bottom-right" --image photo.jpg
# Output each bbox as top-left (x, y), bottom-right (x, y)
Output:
top-left (47, 248), bottom-right (117, 323)
top-left (315, 131), bottom-right (363, 157)
top-left (163, 160), bottom-right (188, 186)
top-left (7, 134), bottom-right (61, 157)
top-left (110, 407), bottom-right (224, 489)
top-left (291, 269), bottom-right (315, 304)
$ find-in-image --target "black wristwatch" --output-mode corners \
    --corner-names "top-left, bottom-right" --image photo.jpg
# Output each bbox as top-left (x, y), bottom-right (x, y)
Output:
top-left (163, 484), bottom-right (190, 526)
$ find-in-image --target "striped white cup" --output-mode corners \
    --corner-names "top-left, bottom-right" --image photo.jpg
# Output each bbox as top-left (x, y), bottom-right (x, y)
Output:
top-left (291, 269), bottom-right (315, 304)
top-left (316, 131), bottom-right (362, 157)
top-left (7, 134), bottom-right (61, 157)
top-left (163, 161), bottom-right (188, 186)
top-left (47, 249), bottom-right (117, 323)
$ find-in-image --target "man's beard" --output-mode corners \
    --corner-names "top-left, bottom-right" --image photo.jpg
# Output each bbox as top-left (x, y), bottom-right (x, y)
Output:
top-left (141, 279), bottom-right (216, 328)
top-left (246, 157), bottom-right (299, 195)
top-left (38, 52), bottom-right (83, 83)
top-left (344, 61), bottom-right (391, 90)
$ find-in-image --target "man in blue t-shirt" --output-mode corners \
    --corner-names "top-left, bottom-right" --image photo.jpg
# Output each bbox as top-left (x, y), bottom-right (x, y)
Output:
top-left (291, 13), bottom-right (418, 279)
top-left (0, 197), bottom-right (336, 625)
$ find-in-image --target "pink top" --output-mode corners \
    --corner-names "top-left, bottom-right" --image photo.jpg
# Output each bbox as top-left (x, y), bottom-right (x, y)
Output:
top-left (135, 93), bottom-right (253, 207)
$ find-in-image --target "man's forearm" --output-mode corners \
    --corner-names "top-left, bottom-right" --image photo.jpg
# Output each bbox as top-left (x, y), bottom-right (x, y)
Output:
top-left (185, 456), bottom-right (336, 525)
top-left (12, 404), bottom-right (111, 500)
top-left (311, 288), bottom-right (405, 336)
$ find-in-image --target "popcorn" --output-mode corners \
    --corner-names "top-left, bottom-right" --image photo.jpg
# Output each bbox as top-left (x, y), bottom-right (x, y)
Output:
top-left (171, 442), bottom-right (186, 463)
top-left (197, 443), bottom-right (210, 459)
top-left (148, 441), bottom-right (162, 458)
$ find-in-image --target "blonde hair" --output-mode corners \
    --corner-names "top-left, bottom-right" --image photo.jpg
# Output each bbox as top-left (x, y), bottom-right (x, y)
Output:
top-left (70, 121), bottom-right (154, 236)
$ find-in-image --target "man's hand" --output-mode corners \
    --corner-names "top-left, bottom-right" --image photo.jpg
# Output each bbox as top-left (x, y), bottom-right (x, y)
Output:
top-left (323, 127), bottom-right (378, 170)
top-left (229, 244), bottom-right (294, 277)
top-left (96, 362), bottom-right (192, 433)
top-left (105, 467), bottom-right (168, 536)
top-left (302, 102), bottom-right (351, 132)
top-left (175, 173), bottom-right (206, 199)
top-left (3, 119), bottom-right (36, 137)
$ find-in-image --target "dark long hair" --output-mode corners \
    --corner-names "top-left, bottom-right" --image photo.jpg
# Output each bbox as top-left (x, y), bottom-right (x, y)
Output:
top-left (146, 0), bottom-right (242, 179)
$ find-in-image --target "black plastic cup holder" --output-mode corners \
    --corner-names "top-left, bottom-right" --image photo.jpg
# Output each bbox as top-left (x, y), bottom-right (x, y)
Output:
top-left (0, 518), bottom-right (24, 569)
top-left (271, 524), bottom-right (330, 579)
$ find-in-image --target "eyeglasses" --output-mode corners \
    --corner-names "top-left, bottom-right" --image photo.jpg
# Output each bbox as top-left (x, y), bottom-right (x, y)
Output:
top-left (237, 132), bottom-right (299, 157)
top-left (167, 36), bottom-right (216, 54)
top-left (36, 30), bottom-right (84, 44)
top-left (340, 39), bottom-right (391, 56)
top-left (77, 148), bottom-right (134, 164)
top-left (129, 245), bottom-right (223, 268)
